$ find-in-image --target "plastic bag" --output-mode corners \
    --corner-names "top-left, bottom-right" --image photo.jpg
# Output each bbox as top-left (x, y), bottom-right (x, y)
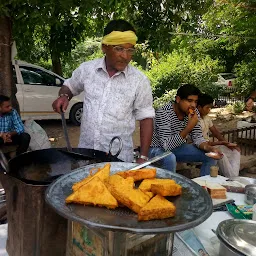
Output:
top-left (217, 145), bottom-right (240, 177)
top-left (24, 119), bottom-right (51, 150)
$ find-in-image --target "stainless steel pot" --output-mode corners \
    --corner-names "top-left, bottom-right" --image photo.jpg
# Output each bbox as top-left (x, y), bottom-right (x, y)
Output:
top-left (245, 184), bottom-right (256, 205)
top-left (217, 219), bottom-right (256, 256)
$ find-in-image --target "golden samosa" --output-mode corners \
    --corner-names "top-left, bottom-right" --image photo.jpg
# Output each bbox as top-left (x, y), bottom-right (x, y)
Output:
top-left (72, 163), bottom-right (111, 191)
top-left (108, 175), bottom-right (150, 213)
top-left (66, 176), bottom-right (118, 209)
top-left (138, 195), bottom-right (176, 221)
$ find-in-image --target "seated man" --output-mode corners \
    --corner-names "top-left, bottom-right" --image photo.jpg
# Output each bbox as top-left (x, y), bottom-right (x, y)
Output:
top-left (149, 84), bottom-right (222, 176)
top-left (0, 95), bottom-right (30, 157)
top-left (197, 93), bottom-right (240, 177)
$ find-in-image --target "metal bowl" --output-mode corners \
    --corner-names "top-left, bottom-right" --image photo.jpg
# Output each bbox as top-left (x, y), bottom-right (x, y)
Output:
top-left (217, 219), bottom-right (256, 256)
top-left (245, 184), bottom-right (256, 205)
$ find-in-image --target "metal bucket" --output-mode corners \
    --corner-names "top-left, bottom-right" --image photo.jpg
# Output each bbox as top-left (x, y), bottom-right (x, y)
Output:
top-left (0, 173), bottom-right (67, 256)
top-left (0, 148), bottom-right (122, 256)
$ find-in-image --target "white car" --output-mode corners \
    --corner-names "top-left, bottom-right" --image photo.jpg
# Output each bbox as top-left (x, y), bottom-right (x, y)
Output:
top-left (12, 60), bottom-right (84, 125)
top-left (215, 73), bottom-right (237, 91)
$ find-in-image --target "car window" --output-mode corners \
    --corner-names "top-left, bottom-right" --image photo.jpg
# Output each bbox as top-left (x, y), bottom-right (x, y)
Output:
top-left (20, 66), bottom-right (63, 86)
top-left (221, 74), bottom-right (236, 80)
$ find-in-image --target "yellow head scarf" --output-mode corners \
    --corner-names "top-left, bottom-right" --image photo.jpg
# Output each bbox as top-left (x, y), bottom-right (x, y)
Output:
top-left (102, 30), bottom-right (137, 46)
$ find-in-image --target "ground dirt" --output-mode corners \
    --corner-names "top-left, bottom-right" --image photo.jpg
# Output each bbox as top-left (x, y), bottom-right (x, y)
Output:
top-left (38, 107), bottom-right (256, 178)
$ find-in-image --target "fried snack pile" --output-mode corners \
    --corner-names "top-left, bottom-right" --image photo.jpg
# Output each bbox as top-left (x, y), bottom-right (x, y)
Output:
top-left (65, 163), bottom-right (182, 221)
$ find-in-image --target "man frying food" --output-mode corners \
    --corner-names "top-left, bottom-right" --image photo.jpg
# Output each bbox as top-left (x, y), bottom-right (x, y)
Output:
top-left (52, 19), bottom-right (155, 163)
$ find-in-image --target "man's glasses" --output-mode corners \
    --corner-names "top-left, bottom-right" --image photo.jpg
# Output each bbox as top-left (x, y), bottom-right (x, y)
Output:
top-left (112, 46), bottom-right (136, 55)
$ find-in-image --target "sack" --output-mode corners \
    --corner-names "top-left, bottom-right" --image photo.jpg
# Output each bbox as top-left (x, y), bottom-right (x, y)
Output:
top-left (24, 119), bottom-right (51, 150)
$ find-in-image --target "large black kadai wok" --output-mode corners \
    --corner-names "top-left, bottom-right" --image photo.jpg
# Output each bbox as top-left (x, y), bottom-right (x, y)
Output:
top-left (0, 139), bottom-right (122, 256)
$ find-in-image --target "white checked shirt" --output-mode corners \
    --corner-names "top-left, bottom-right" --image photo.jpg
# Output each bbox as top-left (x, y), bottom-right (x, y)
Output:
top-left (64, 57), bottom-right (155, 162)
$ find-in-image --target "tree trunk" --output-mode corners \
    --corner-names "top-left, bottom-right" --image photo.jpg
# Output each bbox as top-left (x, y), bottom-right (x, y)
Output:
top-left (51, 51), bottom-right (63, 76)
top-left (0, 16), bottom-right (20, 113)
top-left (50, 24), bottom-right (63, 76)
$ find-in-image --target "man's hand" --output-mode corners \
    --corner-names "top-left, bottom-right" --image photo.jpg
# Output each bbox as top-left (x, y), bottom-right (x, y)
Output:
top-left (180, 111), bottom-right (198, 139)
top-left (187, 111), bottom-right (198, 130)
top-left (136, 158), bottom-right (147, 164)
top-left (0, 133), bottom-right (12, 143)
top-left (52, 96), bottom-right (69, 113)
top-left (211, 147), bottom-right (223, 158)
top-left (52, 86), bottom-right (73, 113)
top-left (206, 146), bottom-right (223, 160)
top-left (200, 142), bottom-right (223, 160)
top-left (225, 143), bottom-right (241, 152)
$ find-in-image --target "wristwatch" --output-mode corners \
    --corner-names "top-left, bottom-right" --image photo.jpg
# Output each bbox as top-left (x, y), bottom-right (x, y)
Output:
top-left (58, 93), bottom-right (70, 100)
top-left (139, 155), bottom-right (149, 161)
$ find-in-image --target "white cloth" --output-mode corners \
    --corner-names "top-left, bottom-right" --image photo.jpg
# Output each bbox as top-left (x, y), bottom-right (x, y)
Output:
top-left (199, 116), bottom-right (240, 177)
top-left (64, 57), bottom-right (155, 161)
top-left (199, 115), bottom-right (213, 141)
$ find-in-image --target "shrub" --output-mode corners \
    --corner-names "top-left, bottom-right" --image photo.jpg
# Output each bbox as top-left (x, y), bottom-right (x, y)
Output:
top-left (145, 50), bottom-right (223, 99)
top-left (234, 61), bottom-right (256, 96)
top-left (226, 102), bottom-right (245, 114)
top-left (153, 89), bottom-right (177, 109)
top-left (62, 38), bottom-right (103, 78)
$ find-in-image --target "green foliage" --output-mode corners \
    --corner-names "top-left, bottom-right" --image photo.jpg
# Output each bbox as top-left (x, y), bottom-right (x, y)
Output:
top-left (153, 89), bottom-right (177, 109)
top-left (234, 61), bottom-right (256, 96)
top-left (2, 0), bottom-right (256, 106)
top-left (62, 38), bottom-right (103, 78)
top-left (226, 102), bottom-right (245, 114)
top-left (124, 0), bottom-right (213, 51)
top-left (145, 50), bottom-right (223, 99)
top-left (199, 0), bottom-right (256, 72)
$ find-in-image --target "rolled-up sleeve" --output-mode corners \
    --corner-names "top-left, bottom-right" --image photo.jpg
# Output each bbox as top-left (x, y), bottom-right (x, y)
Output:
top-left (12, 110), bottom-right (24, 134)
top-left (64, 64), bottom-right (86, 96)
top-left (134, 77), bottom-right (155, 120)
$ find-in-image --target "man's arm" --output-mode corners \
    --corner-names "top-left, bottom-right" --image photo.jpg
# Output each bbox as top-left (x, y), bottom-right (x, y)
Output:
top-left (155, 108), bottom-right (187, 151)
top-left (210, 124), bottom-right (240, 151)
top-left (209, 125), bottom-right (225, 141)
top-left (59, 85), bottom-right (74, 100)
top-left (180, 112), bottom-right (198, 139)
top-left (133, 76), bottom-right (155, 162)
top-left (139, 118), bottom-right (153, 160)
top-left (52, 85), bottom-right (74, 113)
top-left (11, 109), bottom-right (24, 135)
top-left (52, 63), bottom-right (85, 113)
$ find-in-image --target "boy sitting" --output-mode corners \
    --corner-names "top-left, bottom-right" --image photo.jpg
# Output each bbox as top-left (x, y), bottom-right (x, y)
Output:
top-left (0, 95), bottom-right (30, 157)
top-left (197, 94), bottom-right (240, 177)
top-left (149, 84), bottom-right (222, 176)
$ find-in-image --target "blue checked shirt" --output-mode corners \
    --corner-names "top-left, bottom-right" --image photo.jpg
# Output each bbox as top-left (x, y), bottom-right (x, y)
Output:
top-left (0, 109), bottom-right (24, 134)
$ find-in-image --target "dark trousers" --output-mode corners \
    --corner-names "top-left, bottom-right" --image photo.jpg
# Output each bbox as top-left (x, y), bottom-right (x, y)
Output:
top-left (0, 132), bottom-right (31, 155)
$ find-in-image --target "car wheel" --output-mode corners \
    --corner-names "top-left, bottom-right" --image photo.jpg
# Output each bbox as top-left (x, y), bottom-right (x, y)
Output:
top-left (69, 103), bottom-right (83, 126)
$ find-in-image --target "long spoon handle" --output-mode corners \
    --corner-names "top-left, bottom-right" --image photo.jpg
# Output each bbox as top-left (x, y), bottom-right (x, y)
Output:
top-left (130, 151), bottom-right (173, 170)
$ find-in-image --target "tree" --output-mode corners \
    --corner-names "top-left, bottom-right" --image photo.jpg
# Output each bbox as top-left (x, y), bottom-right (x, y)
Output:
top-left (198, 0), bottom-right (256, 71)
top-left (0, 14), bottom-right (19, 110)
top-left (0, 0), bottom-right (112, 106)
top-left (121, 0), bottom-right (213, 51)
top-left (0, 0), bottom-right (215, 107)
